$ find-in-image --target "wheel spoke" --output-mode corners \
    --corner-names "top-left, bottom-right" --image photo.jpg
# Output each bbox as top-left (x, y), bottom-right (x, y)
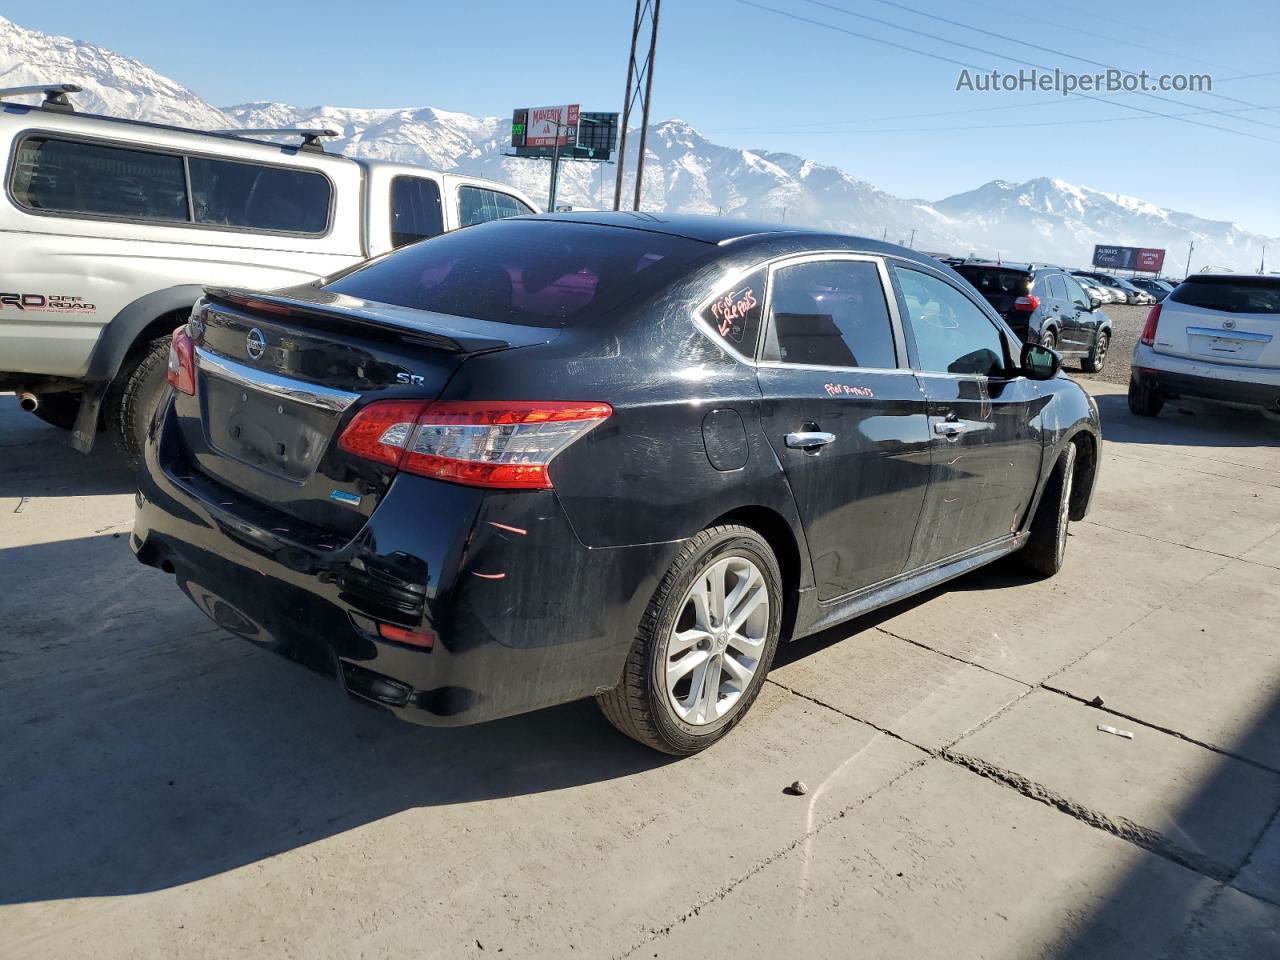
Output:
top-left (667, 648), bottom-right (708, 687)
top-left (669, 628), bottom-right (711, 657)
top-left (726, 630), bottom-right (765, 660)
top-left (708, 560), bottom-right (728, 626)
top-left (696, 654), bottom-right (722, 722)
top-left (689, 581), bottom-right (713, 633)
top-left (726, 582), bottom-right (767, 634)
top-left (720, 652), bottom-right (754, 688)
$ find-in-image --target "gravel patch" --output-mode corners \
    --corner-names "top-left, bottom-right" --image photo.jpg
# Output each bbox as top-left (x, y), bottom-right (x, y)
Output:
top-left (1071, 303), bottom-right (1149, 387)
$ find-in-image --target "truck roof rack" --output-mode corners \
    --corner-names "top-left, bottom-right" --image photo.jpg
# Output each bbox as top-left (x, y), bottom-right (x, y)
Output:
top-left (211, 127), bottom-right (341, 153)
top-left (0, 83), bottom-right (82, 113)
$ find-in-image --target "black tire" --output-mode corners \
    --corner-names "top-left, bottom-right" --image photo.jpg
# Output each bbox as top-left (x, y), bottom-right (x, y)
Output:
top-left (596, 524), bottom-right (783, 755)
top-left (1039, 327), bottom-right (1057, 351)
top-left (1020, 442), bottom-right (1077, 577)
top-left (31, 392), bottom-right (82, 431)
top-left (1081, 330), bottom-right (1110, 373)
top-left (1127, 377), bottom-right (1164, 417)
top-left (106, 335), bottom-right (171, 464)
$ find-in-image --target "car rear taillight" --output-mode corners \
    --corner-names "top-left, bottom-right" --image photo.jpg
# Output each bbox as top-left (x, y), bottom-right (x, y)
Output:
top-left (1013, 295), bottom-right (1040, 312)
top-left (167, 327), bottom-right (196, 396)
top-left (338, 400), bottom-right (612, 489)
top-left (1140, 302), bottom-right (1163, 346)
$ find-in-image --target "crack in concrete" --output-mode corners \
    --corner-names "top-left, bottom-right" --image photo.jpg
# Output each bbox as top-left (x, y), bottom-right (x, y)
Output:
top-left (939, 748), bottom-right (1236, 883)
top-left (1105, 450), bottom-right (1280, 491)
top-left (1080, 518), bottom-right (1280, 571)
top-left (1041, 683), bottom-right (1280, 777)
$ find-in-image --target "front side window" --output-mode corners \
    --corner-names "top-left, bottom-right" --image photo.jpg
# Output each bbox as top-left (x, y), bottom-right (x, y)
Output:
top-left (390, 176), bottom-right (444, 248)
top-left (894, 267), bottom-right (1006, 377)
top-left (767, 259), bottom-right (897, 368)
top-left (10, 136), bottom-right (187, 221)
top-left (458, 186), bottom-right (534, 228)
top-left (1064, 275), bottom-right (1092, 309)
top-left (188, 157), bottom-right (330, 234)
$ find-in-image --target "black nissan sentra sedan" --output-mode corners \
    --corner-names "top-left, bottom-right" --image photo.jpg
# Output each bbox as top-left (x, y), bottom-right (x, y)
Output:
top-left (133, 213), bottom-right (1101, 754)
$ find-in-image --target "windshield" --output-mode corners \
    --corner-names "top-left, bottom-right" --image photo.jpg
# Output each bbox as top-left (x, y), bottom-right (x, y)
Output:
top-left (324, 219), bottom-right (712, 328)
top-left (1169, 276), bottom-right (1280, 314)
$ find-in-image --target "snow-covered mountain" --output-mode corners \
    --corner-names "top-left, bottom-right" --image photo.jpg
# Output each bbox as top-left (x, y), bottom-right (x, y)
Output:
top-left (2, 14), bottom-right (1274, 272)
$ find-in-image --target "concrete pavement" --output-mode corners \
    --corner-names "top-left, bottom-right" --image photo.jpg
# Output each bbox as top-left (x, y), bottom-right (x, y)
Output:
top-left (2, 381), bottom-right (1279, 959)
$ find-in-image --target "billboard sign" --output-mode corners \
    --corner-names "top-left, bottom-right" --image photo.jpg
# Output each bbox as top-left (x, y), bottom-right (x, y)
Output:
top-left (524, 104), bottom-right (580, 148)
top-left (1092, 244), bottom-right (1167, 273)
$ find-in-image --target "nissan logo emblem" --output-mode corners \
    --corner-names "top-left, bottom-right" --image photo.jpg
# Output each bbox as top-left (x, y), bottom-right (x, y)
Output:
top-left (246, 327), bottom-right (266, 360)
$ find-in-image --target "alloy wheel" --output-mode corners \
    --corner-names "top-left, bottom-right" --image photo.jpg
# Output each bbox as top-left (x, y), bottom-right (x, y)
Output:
top-left (664, 556), bottom-right (770, 726)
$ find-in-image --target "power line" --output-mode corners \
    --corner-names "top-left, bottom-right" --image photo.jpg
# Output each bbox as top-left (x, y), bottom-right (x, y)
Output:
top-left (796, 0), bottom-right (1280, 131)
top-left (732, 0), bottom-right (1280, 144)
top-left (706, 70), bottom-right (1280, 136)
top-left (723, 103), bottom-right (1280, 137)
top-left (849, 0), bottom-right (1280, 121)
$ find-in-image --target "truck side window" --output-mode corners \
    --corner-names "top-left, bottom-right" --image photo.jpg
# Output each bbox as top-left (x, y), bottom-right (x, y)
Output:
top-left (390, 176), bottom-right (444, 248)
top-left (457, 186), bottom-right (534, 228)
top-left (188, 157), bottom-right (330, 234)
top-left (10, 136), bottom-right (188, 222)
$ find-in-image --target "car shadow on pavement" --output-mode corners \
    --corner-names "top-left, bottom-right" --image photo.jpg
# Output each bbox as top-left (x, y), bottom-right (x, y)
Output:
top-left (0, 398), bottom-right (137, 499)
top-left (0, 533), bottom-right (674, 906)
top-left (1094, 393), bottom-right (1280, 449)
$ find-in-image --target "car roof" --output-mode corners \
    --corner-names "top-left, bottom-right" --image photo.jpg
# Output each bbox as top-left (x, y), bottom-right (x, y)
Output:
top-left (513, 211), bottom-right (844, 245)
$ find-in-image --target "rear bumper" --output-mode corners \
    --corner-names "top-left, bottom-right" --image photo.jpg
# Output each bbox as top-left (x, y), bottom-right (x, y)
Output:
top-left (1132, 344), bottom-right (1280, 410)
top-left (132, 397), bottom-right (673, 726)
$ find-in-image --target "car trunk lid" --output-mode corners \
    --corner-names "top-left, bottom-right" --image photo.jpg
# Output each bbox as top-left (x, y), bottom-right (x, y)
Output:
top-left (1150, 277), bottom-right (1280, 368)
top-left (171, 286), bottom-right (555, 538)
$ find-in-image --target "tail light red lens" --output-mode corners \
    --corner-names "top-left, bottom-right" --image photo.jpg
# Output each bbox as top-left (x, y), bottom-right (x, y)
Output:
top-left (377, 623), bottom-right (435, 649)
top-left (167, 327), bottom-right (196, 396)
top-left (1013, 295), bottom-right (1040, 312)
top-left (1140, 302), bottom-right (1162, 346)
top-left (338, 400), bottom-right (612, 489)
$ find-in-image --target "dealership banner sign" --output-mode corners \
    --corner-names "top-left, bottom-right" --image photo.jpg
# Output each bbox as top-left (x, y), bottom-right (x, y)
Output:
top-left (1092, 244), bottom-right (1167, 272)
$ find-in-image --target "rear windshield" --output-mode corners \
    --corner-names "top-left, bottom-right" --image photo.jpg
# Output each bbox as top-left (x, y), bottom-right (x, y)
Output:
top-left (1169, 277), bottom-right (1280, 315)
top-left (323, 219), bottom-right (711, 327)
top-left (953, 266), bottom-right (1031, 296)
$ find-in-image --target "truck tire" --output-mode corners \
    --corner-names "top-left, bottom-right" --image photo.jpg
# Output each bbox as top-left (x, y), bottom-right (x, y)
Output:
top-left (32, 393), bottom-right (82, 431)
top-left (107, 335), bottom-right (171, 464)
top-left (1020, 442), bottom-right (1076, 578)
top-left (596, 524), bottom-right (783, 755)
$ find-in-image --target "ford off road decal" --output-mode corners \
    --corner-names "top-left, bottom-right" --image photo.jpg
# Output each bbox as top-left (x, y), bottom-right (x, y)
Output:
top-left (0, 293), bottom-right (97, 313)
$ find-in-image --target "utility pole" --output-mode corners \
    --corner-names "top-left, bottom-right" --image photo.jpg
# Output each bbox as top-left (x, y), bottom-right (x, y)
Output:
top-left (614, 0), bottom-right (661, 211)
top-left (1260, 243), bottom-right (1267, 274)
top-left (908, 228), bottom-right (916, 249)
top-left (1185, 239), bottom-right (1195, 278)
top-left (548, 134), bottom-right (562, 212)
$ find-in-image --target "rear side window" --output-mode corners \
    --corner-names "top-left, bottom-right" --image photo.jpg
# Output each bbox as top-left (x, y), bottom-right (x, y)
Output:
top-left (458, 186), bottom-right (534, 227)
top-left (390, 176), bottom-right (444, 248)
top-left (895, 267), bottom-right (1005, 377)
top-left (1048, 274), bottom-right (1068, 300)
top-left (8, 135), bottom-right (330, 234)
top-left (323, 219), bottom-right (710, 328)
top-left (10, 136), bottom-right (187, 221)
top-left (701, 269), bottom-right (765, 354)
top-left (188, 157), bottom-right (329, 234)
top-left (768, 260), bottom-right (897, 368)
top-left (1169, 277), bottom-right (1280, 315)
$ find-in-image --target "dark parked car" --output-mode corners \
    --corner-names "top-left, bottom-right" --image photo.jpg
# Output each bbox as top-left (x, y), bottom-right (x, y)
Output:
top-left (1128, 277), bottom-right (1174, 301)
top-left (952, 262), bottom-right (1112, 371)
top-left (132, 214), bottom-right (1102, 754)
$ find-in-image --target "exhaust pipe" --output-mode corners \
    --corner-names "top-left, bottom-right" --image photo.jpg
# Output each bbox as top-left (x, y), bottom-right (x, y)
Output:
top-left (18, 391), bottom-right (39, 413)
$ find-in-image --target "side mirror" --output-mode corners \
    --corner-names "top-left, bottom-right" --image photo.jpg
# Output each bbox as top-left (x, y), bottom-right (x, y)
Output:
top-left (1021, 342), bottom-right (1062, 381)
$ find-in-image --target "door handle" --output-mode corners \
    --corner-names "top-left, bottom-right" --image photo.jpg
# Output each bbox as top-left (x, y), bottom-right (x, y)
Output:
top-left (933, 421), bottom-right (967, 438)
top-left (785, 431), bottom-right (836, 450)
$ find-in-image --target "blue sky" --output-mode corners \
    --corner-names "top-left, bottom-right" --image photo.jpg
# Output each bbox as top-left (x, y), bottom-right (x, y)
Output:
top-left (9, 0), bottom-right (1280, 234)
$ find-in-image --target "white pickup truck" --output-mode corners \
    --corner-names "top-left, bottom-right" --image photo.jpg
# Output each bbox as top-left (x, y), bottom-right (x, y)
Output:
top-left (0, 83), bottom-right (538, 459)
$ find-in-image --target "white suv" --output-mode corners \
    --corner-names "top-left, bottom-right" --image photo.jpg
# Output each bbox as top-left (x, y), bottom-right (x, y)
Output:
top-left (1129, 273), bottom-right (1280, 419)
top-left (0, 83), bottom-right (538, 459)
